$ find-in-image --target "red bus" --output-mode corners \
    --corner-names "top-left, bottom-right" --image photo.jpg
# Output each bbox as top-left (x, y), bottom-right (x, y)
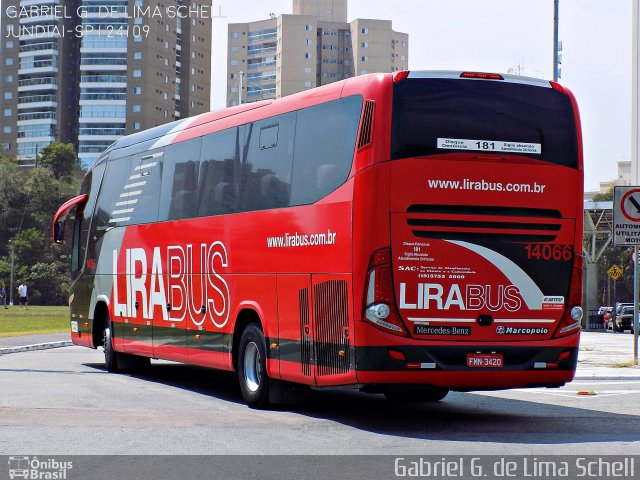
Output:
top-left (54, 71), bottom-right (584, 408)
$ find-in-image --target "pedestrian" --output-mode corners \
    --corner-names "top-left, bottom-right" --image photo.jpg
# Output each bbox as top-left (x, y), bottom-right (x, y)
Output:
top-left (0, 282), bottom-right (6, 309)
top-left (18, 282), bottom-right (28, 309)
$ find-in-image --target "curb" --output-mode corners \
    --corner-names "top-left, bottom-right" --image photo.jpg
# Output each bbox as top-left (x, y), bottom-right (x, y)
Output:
top-left (0, 341), bottom-right (73, 355)
top-left (574, 375), bottom-right (640, 381)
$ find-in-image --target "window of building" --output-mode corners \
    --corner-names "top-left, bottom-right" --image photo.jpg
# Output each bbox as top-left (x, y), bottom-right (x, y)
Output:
top-left (132, 104), bottom-right (141, 113)
top-left (304, 81), bottom-right (312, 88)
top-left (361, 42), bottom-right (368, 48)
top-left (361, 27), bottom-right (368, 34)
top-left (133, 122), bottom-right (141, 130)
top-left (133, 70), bottom-right (142, 77)
top-left (361, 56), bottom-right (368, 62)
top-left (163, 92), bottom-right (168, 100)
top-left (305, 39), bottom-right (312, 45)
top-left (6, 40), bottom-right (13, 49)
top-left (306, 24), bottom-right (313, 31)
top-left (3, 109), bottom-right (12, 116)
top-left (5, 58), bottom-right (13, 65)
top-left (231, 60), bottom-right (238, 66)
top-left (4, 74), bottom-right (12, 83)
top-left (231, 32), bottom-right (239, 39)
top-left (305, 53), bottom-right (311, 59)
top-left (4, 92), bottom-right (12, 100)
top-left (134, 52), bottom-right (142, 60)
top-left (304, 67), bottom-right (312, 73)
top-left (3, 126), bottom-right (11, 134)
top-left (133, 86), bottom-right (142, 95)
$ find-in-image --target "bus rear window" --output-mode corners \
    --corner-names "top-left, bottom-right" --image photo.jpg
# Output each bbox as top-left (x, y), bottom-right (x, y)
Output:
top-left (391, 78), bottom-right (579, 169)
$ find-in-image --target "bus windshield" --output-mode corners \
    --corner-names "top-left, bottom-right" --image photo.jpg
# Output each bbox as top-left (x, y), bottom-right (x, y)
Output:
top-left (391, 77), bottom-right (579, 168)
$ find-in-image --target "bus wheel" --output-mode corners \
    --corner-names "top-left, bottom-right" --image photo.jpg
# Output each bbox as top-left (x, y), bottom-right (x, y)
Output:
top-left (238, 324), bottom-right (270, 408)
top-left (384, 387), bottom-right (449, 403)
top-left (103, 317), bottom-right (120, 373)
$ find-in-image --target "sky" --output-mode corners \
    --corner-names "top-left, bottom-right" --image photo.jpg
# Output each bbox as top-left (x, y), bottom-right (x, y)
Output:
top-left (211, 0), bottom-right (633, 192)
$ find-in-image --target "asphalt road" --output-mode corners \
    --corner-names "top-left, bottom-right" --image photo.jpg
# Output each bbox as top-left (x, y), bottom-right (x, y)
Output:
top-left (1, 345), bottom-right (639, 456)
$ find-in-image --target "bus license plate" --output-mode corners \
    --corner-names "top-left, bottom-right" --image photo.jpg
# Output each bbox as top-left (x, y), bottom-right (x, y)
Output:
top-left (467, 353), bottom-right (504, 368)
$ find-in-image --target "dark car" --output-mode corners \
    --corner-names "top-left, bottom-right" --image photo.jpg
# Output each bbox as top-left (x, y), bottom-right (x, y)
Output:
top-left (615, 306), bottom-right (636, 332)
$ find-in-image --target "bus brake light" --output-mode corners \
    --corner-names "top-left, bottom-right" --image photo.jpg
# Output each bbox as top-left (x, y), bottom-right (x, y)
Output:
top-left (460, 72), bottom-right (504, 80)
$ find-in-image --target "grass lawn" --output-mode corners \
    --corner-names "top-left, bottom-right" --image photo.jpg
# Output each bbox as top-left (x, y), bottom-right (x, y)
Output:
top-left (0, 306), bottom-right (69, 337)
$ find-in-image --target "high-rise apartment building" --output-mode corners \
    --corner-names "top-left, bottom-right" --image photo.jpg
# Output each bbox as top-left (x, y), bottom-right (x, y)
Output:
top-left (227, 0), bottom-right (408, 106)
top-left (0, 0), bottom-right (212, 167)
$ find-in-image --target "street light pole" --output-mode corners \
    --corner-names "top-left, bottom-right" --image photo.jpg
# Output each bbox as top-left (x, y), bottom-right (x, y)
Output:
top-left (553, 0), bottom-right (560, 82)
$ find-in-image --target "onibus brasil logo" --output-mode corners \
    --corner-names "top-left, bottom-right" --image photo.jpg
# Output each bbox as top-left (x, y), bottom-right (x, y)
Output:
top-left (8, 456), bottom-right (72, 479)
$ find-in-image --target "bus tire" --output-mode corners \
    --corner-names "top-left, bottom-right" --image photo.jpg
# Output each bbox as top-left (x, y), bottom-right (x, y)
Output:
top-left (384, 387), bottom-right (449, 403)
top-left (103, 316), bottom-right (121, 373)
top-left (238, 323), bottom-right (270, 409)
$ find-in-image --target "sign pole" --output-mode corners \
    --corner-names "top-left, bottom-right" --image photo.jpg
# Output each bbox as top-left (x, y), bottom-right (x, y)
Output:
top-left (636, 246), bottom-right (639, 365)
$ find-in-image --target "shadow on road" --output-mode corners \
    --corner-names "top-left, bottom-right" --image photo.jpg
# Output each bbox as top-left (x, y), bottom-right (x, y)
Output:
top-left (84, 361), bottom-right (640, 445)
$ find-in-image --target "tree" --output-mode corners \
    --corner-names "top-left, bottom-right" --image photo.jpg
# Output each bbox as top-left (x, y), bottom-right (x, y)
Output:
top-left (37, 142), bottom-right (80, 180)
top-left (592, 187), bottom-right (614, 202)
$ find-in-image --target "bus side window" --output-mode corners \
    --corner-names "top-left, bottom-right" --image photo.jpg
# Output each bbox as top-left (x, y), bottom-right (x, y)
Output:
top-left (160, 138), bottom-right (201, 221)
top-left (290, 96), bottom-right (362, 206)
top-left (198, 127), bottom-right (240, 217)
top-left (239, 113), bottom-right (295, 212)
top-left (127, 149), bottom-right (163, 225)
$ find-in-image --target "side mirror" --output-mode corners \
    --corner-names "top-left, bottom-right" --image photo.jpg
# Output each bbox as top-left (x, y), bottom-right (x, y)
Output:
top-left (54, 218), bottom-right (66, 244)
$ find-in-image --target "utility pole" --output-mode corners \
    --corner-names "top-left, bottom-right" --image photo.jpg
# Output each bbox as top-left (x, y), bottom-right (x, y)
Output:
top-left (239, 71), bottom-right (244, 105)
top-left (553, 0), bottom-right (560, 82)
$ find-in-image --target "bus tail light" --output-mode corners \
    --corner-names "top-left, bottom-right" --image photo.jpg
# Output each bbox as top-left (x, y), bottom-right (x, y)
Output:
top-left (363, 247), bottom-right (408, 336)
top-left (553, 254), bottom-right (583, 338)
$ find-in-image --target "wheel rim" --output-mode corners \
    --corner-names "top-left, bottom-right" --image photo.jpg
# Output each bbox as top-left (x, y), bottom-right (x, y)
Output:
top-left (243, 341), bottom-right (261, 393)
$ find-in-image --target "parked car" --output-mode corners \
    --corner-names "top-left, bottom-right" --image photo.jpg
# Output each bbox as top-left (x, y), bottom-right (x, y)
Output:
top-left (615, 305), bottom-right (636, 332)
top-left (598, 306), bottom-right (613, 316)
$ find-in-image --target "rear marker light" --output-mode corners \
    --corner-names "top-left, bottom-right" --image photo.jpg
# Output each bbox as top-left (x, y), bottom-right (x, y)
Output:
top-left (461, 72), bottom-right (504, 80)
top-left (393, 70), bottom-right (410, 83)
top-left (388, 349), bottom-right (406, 361)
top-left (558, 350), bottom-right (572, 362)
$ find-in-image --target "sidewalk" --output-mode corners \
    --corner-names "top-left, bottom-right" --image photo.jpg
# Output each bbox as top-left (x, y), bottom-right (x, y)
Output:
top-left (0, 332), bottom-right (72, 354)
top-left (1, 330), bottom-right (639, 380)
top-left (574, 330), bottom-right (640, 380)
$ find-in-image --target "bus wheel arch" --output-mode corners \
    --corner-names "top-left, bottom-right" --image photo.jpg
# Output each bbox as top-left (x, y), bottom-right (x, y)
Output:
top-left (232, 308), bottom-right (264, 373)
top-left (92, 301), bottom-right (109, 349)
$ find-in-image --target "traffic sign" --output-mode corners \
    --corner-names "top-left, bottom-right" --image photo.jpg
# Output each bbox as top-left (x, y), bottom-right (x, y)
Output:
top-left (607, 264), bottom-right (623, 281)
top-left (613, 186), bottom-right (640, 245)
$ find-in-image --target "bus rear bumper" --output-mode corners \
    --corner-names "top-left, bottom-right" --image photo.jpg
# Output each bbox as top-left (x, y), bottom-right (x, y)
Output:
top-left (354, 338), bottom-right (579, 390)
